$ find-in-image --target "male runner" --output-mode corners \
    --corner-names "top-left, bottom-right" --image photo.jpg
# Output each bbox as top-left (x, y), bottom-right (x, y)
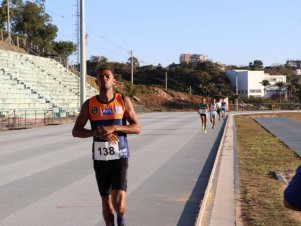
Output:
top-left (209, 98), bottom-right (217, 129)
top-left (221, 99), bottom-right (226, 119)
top-left (198, 97), bottom-right (208, 134)
top-left (72, 67), bottom-right (141, 226)
top-left (216, 99), bottom-right (222, 121)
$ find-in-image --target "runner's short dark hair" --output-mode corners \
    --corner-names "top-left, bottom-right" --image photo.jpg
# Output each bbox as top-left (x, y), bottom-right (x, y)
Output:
top-left (96, 66), bottom-right (115, 78)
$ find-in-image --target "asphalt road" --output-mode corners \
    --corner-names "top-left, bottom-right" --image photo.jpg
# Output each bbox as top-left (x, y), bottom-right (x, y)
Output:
top-left (0, 112), bottom-right (225, 226)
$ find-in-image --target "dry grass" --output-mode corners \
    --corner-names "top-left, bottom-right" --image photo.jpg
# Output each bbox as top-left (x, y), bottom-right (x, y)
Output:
top-left (235, 112), bottom-right (301, 226)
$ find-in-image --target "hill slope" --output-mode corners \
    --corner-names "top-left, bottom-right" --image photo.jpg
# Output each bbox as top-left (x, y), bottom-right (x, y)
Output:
top-left (115, 82), bottom-right (203, 112)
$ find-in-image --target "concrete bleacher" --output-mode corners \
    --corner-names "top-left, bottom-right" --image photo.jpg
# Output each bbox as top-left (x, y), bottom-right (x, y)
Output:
top-left (0, 49), bottom-right (98, 118)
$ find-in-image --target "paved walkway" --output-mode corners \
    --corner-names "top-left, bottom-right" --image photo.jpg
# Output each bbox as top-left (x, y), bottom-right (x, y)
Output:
top-left (255, 117), bottom-right (301, 156)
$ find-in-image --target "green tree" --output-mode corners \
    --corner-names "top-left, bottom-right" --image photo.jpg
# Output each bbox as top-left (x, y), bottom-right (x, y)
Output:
top-left (196, 61), bottom-right (222, 76)
top-left (286, 83), bottom-right (298, 102)
top-left (249, 60), bottom-right (263, 70)
top-left (215, 83), bottom-right (225, 96)
top-left (9, 1), bottom-right (57, 52)
top-left (90, 55), bottom-right (108, 63)
top-left (200, 82), bottom-right (216, 96)
top-left (275, 81), bottom-right (286, 102)
top-left (0, 1), bottom-right (8, 30)
top-left (260, 79), bottom-right (270, 97)
top-left (127, 56), bottom-right (139, 68)
top-left (53, 41), bottom-right (76, 66)
top-left (0, 0), bottom-right (23, 30)
top-left (286, 76), bottom-right (301, 102)
top-left (86, 56), bottom-right (108, 76)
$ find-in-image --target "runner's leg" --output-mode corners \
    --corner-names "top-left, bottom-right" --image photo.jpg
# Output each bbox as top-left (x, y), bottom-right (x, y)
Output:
top-left (112, 190), bottom-right (126, 226)
top-left (101, 195), bottom-right (115, 226)
top-left (200, 116), bottom-right (204, 129)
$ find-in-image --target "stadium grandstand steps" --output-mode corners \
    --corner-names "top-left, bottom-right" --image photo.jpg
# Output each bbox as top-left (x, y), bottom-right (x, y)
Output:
top-left (0, 49), bottom-right (98, 119)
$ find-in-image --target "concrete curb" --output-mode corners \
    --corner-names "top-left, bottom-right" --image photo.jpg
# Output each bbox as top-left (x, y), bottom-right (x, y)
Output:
top-left (195, 115), bottom-right (232, 226)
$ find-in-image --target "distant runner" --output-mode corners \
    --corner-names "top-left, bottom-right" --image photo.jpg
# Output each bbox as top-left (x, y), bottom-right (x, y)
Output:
top-left (198, 97), bottom-right (209, 134)
top-left (221, 99), bottom-right (226, 119)
top-left (72, 67), bottom-right (141, 226)
top-left (209, 98), bottom-right (217, 129)
top-left (216, 99), bottom-right (222, 121)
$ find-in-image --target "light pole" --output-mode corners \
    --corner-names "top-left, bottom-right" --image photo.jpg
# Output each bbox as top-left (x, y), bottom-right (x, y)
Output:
top-left (79, 0), bottom-right (86, 108)
top-left (165, 71), bottom-right (167, 90)
top-left (235, 75), bottom-right (238, 111)
top-left (131, 50), bottom-right (134, 85)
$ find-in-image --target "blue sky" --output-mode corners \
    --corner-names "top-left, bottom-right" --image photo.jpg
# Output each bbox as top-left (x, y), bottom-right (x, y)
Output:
top-left (43, 0), bottom-right (301, 67)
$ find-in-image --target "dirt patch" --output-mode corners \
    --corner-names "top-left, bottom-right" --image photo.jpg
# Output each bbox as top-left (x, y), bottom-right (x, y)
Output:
top-left (0, 41), bottom-right (27, 53)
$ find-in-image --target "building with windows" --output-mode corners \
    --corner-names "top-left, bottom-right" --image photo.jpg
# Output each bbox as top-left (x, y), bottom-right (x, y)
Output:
top-left (226, 70), bottom-right (286, 98)
top-left (179, 54), bottom-right (208, 66)
top-left (286, 60), bottom-right (301, 69)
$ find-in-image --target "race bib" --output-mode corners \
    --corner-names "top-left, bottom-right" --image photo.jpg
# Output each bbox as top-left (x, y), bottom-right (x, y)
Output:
top-left (199, 109), bottom-right (206, 114)
top-left (94, 142), bottom-right (120, 161)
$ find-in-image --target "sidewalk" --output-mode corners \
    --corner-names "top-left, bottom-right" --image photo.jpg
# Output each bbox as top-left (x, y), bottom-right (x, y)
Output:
top-left (195, 114), bottom-right (240, 226)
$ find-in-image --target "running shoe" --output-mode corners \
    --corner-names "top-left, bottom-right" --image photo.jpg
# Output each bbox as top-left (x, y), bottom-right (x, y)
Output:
top-left (117, 216), bottom-right (126, 226)
top-left (204, 129), bottom-right (207, 134)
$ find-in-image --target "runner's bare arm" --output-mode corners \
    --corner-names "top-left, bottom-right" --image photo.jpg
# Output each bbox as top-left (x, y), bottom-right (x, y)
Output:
top-left (72, 100), bottom-right (94, 138)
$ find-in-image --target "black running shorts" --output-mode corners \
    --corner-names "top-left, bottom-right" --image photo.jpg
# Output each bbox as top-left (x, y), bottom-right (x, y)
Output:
top-left (93, 158), bottom-right (128, 197)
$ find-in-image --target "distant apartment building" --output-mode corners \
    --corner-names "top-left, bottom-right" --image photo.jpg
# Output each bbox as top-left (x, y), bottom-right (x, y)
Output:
top-left (226, 70), bottom-right (286, 98)
top-left (286, 60), bottom-right (301, 69)
top-left (179, 54), bottom-right (208, 66)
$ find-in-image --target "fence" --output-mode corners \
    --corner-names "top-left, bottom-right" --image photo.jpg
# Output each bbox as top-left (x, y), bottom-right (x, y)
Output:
top-left (0, 109), bottom-right (78, 131)
top-left (1, 102), bottom-right (299, 131)
top-left (0, 29), bottom-right (62, 61)
top-left (228, 102), bottom-right (300, 112)
top-left (0, 106), bottom-right (146, 132)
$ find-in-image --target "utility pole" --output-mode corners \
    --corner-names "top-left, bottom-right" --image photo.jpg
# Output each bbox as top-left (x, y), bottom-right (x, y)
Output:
top-left (165, 71), bottom-right (167, 90)
top-left (79, 0), bottom-right (86, 108)
top-left (6, 0), bottom-right (12, 44)
top-left (131, 50), bottom-right (134, 85)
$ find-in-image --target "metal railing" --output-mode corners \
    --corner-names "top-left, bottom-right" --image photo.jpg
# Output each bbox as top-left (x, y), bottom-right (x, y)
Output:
top-left (227, 102), bottom-right (300, 112)
top-left (0, 106), bottom-right (145, 131)
top-left (0, 109), bottom-right (78, 131)
top-left (1, 102), bottom-right (298, 131)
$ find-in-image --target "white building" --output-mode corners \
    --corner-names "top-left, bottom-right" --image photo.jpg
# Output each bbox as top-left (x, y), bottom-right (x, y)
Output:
top-left (226, 70), bottom-right (286, 98)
